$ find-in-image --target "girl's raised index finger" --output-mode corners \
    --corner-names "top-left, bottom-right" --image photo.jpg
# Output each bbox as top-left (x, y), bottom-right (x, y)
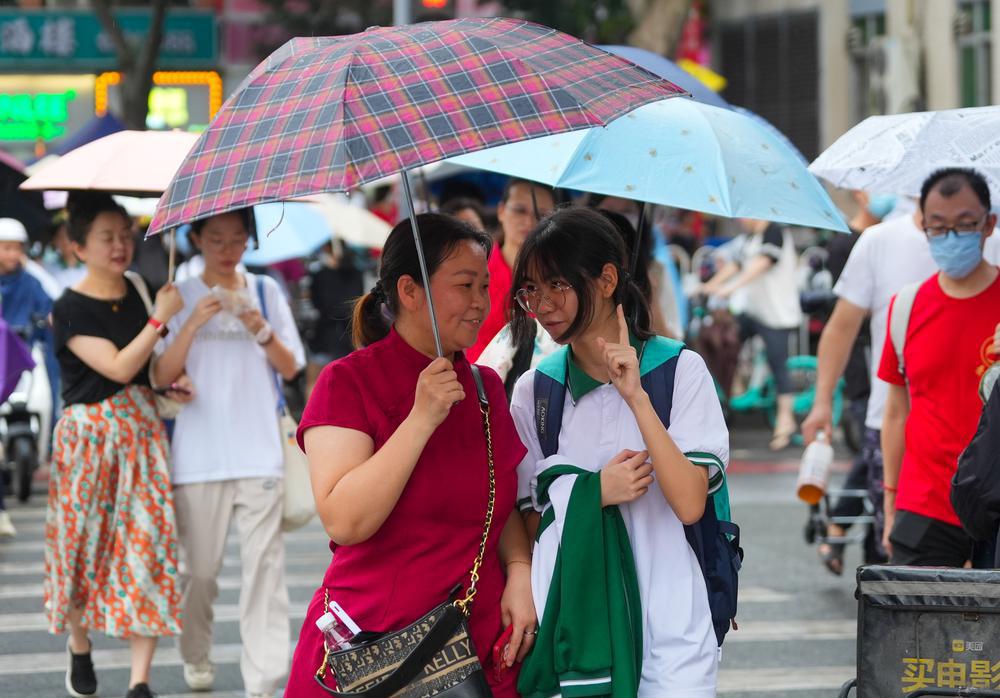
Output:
top-left (616, 304), bottom-right (629, 345)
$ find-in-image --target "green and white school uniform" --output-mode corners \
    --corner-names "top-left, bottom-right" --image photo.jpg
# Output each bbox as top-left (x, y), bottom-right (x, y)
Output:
top-left (510, 337), bottom-right (727, 698)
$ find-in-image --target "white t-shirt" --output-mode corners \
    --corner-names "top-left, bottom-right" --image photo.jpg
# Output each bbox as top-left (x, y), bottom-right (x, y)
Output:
top-left (511, 350), bottom-right (728, 697)
top-left (833, 215), bottom-right (1000, 429)
top-left (163, 273), bottom-right (306, 485)
top-left (736, 226), bottom-right (802, 329)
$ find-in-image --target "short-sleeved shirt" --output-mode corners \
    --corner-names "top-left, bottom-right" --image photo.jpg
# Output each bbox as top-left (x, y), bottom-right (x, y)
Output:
top-left (52, 283), bottom-right (150, 406)
top-left (162, 273), bottom-right (306, 485)
top-left (296, 328), bottom-right (527, 692)
top-left (877, 271), bottom-right (1000, 526)
top-left (735, 225), bottom-right (801, 330)
top-left (510, 348), bottom-right (728, 695)
top-left (467, 245), bottom-right (513, 362)
top-left (835, 215), bottom-right (1000, 429)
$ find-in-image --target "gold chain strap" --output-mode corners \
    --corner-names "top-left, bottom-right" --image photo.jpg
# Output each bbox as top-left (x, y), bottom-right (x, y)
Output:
top-left (453, 399), bottom-right (495, 616)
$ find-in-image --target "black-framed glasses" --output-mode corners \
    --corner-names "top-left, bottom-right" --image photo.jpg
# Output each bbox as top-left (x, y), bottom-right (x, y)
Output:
top-left (515, 281), bottom-right (571, 313)
top-left (923, 216), bottom-right (988, 239)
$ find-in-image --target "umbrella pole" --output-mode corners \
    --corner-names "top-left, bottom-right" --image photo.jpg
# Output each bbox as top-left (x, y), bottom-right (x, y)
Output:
top-left (629, 202), bottom-right (647, 278)
top-left (167, 228), bottom-right (177, 284)
top-left (401, 170), bottom-right (444, 357)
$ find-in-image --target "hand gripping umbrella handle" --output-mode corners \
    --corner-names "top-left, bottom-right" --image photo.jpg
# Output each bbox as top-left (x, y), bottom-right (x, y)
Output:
top-left (401, 171), bottom-right (444, 357)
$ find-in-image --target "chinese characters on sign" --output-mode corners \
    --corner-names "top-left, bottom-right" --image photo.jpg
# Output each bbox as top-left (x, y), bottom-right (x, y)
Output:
top-left (902, 658), bottom-right (1000, 693)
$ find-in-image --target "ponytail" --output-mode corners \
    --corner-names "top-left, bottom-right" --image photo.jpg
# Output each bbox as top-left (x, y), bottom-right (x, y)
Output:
top-left (351, 289), bottom-right (390, 350)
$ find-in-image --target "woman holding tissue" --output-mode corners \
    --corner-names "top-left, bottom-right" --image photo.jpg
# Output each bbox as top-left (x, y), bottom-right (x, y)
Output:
top-left (152, 209), bottom-right (306, 698)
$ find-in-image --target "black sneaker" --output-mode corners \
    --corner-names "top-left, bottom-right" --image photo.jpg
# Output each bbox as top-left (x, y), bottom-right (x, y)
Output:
top-left (65, 639), bottom-right (97, 696)
top-left (126, 682), bottom-right (155, 698)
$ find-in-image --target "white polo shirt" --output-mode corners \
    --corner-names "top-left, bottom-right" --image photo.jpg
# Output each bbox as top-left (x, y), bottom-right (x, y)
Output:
top-left (511, 349), bottom-right (728, 697)
top-left (163, 273), bottom-right (306, 485)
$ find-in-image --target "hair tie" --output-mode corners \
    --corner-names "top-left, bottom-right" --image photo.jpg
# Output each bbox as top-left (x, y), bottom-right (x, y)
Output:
top-left (372, 280), bottom-right (387, 302)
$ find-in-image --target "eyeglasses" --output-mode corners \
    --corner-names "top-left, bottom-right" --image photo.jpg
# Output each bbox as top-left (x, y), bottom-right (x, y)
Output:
top-left (200, 237), bottom-right (249, 252)
top-left (515, 281), bottom-right (571, 313)
top-left (923, 216), bottom-right (987, 239)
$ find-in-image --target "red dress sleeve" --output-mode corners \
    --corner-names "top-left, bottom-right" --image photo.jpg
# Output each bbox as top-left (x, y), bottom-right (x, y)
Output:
top-left (296, 360), bottom-right (374, 450)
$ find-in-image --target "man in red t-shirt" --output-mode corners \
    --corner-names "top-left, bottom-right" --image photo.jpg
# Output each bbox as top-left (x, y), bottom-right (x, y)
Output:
top-left (467, 179), bottom-right (555, 361)
top-left (879, 168), bottom-right (1000, 566)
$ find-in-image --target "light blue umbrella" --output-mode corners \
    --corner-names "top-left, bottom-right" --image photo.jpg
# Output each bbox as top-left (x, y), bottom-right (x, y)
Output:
top-left (600, 46), bottom-right (807, 165)
top-left (243, 201), bottom-right (332, 266)
top-left (448, 98), bottom-right (848, 231)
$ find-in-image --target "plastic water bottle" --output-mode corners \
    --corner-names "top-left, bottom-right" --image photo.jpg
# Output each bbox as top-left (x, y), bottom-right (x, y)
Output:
top-left (316, 601), bottom-right (361, 651)
top-left (796, 430), bottom-right (834, 505)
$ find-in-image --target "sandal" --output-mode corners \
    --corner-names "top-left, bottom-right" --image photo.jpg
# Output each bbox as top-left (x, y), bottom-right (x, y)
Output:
top-left (769, 429), bottom-right (795, 451)
top-left (818, 541), bottom-right (845, 576)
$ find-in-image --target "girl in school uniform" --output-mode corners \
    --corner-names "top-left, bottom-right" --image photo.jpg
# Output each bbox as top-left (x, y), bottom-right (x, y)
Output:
top-left (508, 207), bottom-right (728, 697)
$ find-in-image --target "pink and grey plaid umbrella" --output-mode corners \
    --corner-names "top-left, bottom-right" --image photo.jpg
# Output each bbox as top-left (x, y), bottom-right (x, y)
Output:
top-left (148, 18), bottom-right (686, 354)
top-left (148, 18), bottom-right (685, 236)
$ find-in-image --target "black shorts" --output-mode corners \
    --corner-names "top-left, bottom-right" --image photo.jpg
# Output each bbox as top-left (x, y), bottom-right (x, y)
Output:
top-left (889, 510), bottom-right (973, 567)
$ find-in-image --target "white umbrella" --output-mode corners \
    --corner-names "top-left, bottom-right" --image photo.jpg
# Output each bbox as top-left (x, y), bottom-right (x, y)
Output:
top-left (809, 106), bottom-right (1000, 201)
top-left (298, 193), bottom-right (392, 250)
top-left (20, 130), bottom-right (199, 196)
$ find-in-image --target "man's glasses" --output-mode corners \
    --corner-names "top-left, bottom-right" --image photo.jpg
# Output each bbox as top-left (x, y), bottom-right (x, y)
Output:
top-left (923, 216), bottom-right (987, 239)
top-left (515, 281), bottom-right (571, 313)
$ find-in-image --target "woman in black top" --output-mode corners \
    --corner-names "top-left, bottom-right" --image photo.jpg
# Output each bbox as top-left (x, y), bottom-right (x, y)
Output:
top-left (47, 193), bottom-right (190, 698)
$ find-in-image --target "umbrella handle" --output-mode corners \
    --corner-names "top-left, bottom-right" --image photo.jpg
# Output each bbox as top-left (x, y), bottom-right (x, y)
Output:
top-left (401, 171), bottom-right (444, 358)
top-left (167, 228), bottom-right (176, 284)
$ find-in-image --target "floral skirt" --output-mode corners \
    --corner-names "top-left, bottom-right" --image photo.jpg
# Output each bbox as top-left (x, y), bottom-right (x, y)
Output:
top-left (44, 385), bottom-right (182, 638)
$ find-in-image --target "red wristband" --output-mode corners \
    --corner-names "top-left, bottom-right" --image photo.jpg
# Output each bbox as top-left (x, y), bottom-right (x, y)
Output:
top-left (884, 484), bottom-right (898, 494)
top-left (147, 317), bottom-right (168, 337)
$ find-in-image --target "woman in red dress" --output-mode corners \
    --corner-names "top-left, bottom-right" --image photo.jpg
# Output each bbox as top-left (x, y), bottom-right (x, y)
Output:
top-left (287, 214), bottom-right (535, 697)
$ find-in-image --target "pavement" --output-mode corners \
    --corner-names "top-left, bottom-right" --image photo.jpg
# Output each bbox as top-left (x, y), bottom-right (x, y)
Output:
top-left (0, 421), bottom-right (865, 697)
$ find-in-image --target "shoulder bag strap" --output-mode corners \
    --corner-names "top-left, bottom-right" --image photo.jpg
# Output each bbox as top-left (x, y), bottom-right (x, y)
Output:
top-left (123, 270), bottom-right (154, 316)
top-left (254, 274), bottom-right (286, 414)
top-left (455, 364), bottom-right (495, 616)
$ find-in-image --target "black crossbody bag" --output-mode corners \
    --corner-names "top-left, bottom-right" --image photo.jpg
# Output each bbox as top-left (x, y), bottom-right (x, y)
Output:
top-left (315, 365), bottom-right (495, 698)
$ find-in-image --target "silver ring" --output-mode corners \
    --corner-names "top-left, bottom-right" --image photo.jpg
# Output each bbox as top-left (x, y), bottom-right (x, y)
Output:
top-left (524, 629), bottom-right (537, 636)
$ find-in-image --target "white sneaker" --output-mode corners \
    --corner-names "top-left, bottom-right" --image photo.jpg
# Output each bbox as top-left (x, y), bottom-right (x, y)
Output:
top-left (0, 511), bottom-right (16, 538)
top-left (183, 659), bottom-right (215, 691)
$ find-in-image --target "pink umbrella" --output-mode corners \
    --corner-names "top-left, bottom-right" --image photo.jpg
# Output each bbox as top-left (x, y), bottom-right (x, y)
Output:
top-left (19, 130), bottom-right (199, 197)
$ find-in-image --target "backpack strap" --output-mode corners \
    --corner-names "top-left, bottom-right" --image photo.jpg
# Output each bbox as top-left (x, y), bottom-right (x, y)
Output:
top-left (889, 281), bottom-right (920, 378)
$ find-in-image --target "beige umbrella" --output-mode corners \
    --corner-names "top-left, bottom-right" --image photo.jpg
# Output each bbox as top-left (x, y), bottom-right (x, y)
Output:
top-left (20, 130), bottom-right (200, 279)
top-left (297, 193), bottom-right (392, 250)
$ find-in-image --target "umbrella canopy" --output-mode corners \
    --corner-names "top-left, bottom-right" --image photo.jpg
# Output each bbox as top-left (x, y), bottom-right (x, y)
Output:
top-left (300, 194), bottom-right (391, 250)
top-left (0, 149), bottom-right (49, 241)
top-left (243, 201), bottom-right (334, 266)
top-left (0, 318), bottom-right (35, 404)
top-left (147, 17), bottom-right (685, 237)
top-left (21, 130), bottom-right (200, 196)
top-left (599, 44), bottom-right (729, 109)
top-left (448, 98), bottom-right (848, 231)
top-left (809, 106), bottom-right (1000, 201)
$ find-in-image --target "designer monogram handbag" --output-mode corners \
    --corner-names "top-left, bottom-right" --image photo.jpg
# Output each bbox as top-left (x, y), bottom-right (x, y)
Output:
top-left (314, 365), bottom-right (496, 698)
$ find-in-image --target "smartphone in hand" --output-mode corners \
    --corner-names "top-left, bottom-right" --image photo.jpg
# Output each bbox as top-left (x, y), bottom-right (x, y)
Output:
top-left (491, 624), bottom-right (514, 682)
top-left (153, 383), bottom-right (191, 396)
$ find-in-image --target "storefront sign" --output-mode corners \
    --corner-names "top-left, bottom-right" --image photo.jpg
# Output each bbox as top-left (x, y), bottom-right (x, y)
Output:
top-left (0, 75), bottom-right (94, 144)
top-left (0, 10), bottom-right (217, 69)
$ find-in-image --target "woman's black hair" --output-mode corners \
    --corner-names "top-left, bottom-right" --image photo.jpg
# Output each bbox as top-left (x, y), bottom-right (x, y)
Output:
top-left (189, 208), bottom-right (257, 249)
top-left (441, 197), bottom-right (486, 224)
top-left (65, 191), bottom-right (129, 245)
top-left (351, 213), bottom-right (492, 349)
top-left (508, 207), bottom-right (654, 347)
top-left (596, 209), bottom-right (655, 308)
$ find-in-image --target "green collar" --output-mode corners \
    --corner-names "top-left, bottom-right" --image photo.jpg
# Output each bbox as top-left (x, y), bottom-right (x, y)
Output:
top-left (567, 334), bottom-right (645, 402)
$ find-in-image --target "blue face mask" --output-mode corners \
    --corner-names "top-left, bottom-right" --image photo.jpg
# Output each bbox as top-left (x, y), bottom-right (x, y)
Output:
top-left (867, 194), bottom-right (896, 219)
top-left (929, 231), bottom-right (983, 279)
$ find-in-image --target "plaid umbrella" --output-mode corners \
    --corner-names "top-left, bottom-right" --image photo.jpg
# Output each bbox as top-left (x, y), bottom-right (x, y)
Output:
top-left (149, 18), bottom-right (685, 354)
top-left (147, 17), bottom-right (685, 236)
